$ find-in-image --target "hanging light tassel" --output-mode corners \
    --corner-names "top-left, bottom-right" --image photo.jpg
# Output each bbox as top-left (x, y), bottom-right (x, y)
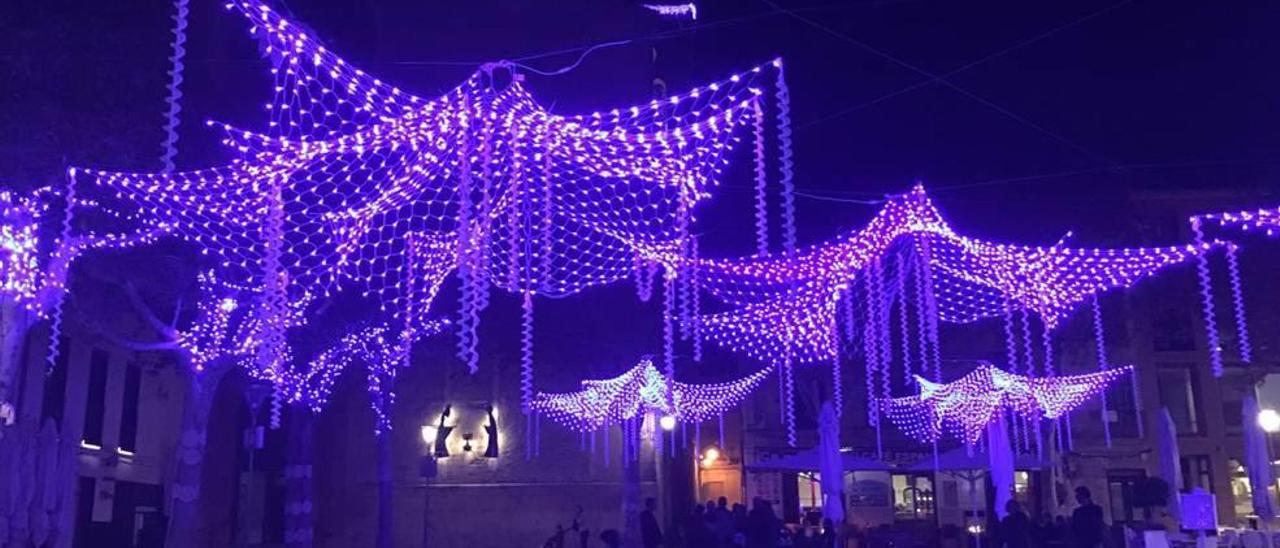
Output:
top-left (1002, 300), bottom-right (1023, 451)
top-left (1041, 325), bottom-right (1065, 451)
top-left (862, 269), bottom-right (880, 431)
top-left (677, 188), bottom-right (693, 342)
top-left (1190, 218), bottom-right (1224, 377)
top-left (634, 257), bottom-right (656, 303)
top-left (842, 282), bottom-right (857, 344)
top-left (874, 262), bottom-right (892, 458)
top-left (1090, 296), bottom-right (1113, 448)
top-left (774, 58), bottom-right (797, 256)
top-left (1224, 244), bottom-right (1252, 363)
top-left (160, 0), bottom-right (190, 172)
top-left (1019, 308), bottom-right (1035, 454)
top-left (783, 340), bottom-right (797, 448)
top-left (45, 173), bottom-right (76, 375)
top-left (831, 314), bottom-right (843, 418)
top-left (521, 292), bottom-right (535, 461)
top-left (691, 238), bottom-right (703, 363)
top-left (862, 263), bottom-right (884, 458)
top-left (752, 98), bottom-right (770, 256)
top-left (896, 253), bottom-right (913, 384)
top-left (662, 270), bottom-right (677, 401)
top-left (455, 93), bottom-right (478, 372)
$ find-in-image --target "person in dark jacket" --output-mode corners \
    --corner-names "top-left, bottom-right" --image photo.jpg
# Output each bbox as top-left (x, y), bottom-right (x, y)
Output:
top-left (686, 505), bottom-right (715, 547)
top-left (746, 497), bottom-right (779, 548)
top-left (1070, 487), bottom-right (1105, 548)
top-left (642, 498), bottom-right (664, 548)
top-left (1000, 500), bottom-right (1033, 548)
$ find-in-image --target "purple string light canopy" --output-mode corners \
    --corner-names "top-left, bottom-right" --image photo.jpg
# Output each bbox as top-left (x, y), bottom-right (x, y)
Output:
top-left (530, 356), bottom-right (771, 433)
top-left (664, 185), bottom-right (1220, 446)
top-left (882, 362), bottom-right (1134, 445)
top-left (77, 0), bottom-right (796, 388)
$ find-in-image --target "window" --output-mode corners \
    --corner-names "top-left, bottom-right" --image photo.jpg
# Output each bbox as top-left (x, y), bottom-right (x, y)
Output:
top-left (1107, 470), bottom-right (1147, 523)
top-left (1157, 367), bottom-right (1200, 435)
top-left (1014, 471), bottom-right (1032, 506)
top-left (41, 336), bottom-right (70, 424)
top-left (1105, 374), bottom-right (1142, 438)
top-left (1181, 455), bottom-right (1214, 493)
top-left (81, 349), bottom-right (109, 448)
top-left (118, 362), bottom-right (141, 453)
top-left (1223, 399), bottom-right (1244, 434)
top-left (891, 473), bottom-right (935, 521)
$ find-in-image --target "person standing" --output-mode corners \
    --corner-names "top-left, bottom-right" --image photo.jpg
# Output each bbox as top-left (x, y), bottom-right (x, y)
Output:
top-left (713, 497), bottom-right (735, 547)
top-left (1070, 487), bottom-right (1106, 548)
top-left (746, 498), bottom-right (779, 548)
top-left (1000, 500), bottom-right (1033, 548)
top-left (642, 498), bottom-right (664, 548)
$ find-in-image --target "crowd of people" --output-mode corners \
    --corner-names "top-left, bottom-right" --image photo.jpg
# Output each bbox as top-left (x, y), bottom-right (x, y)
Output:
top-left (996, 487), bottom-right (1107, 548)
top-left (591, 486), bottom-right (1106, 548)
top-left (636, 496), bottom-right (837, 548)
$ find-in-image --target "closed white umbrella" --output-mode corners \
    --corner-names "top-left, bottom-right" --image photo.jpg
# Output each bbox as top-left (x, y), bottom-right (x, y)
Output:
top-left (988, 412), bottom-right (1014, 520)
top-left (1244, 396), bottom-right (1275, 523)
top-left (1157, 407), bottom-right (1184, 522)
top-left (819, 402), bottom-right (846, 523)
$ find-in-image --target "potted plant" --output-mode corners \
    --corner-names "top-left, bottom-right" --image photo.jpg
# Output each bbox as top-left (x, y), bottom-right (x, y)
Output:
top-left (1133, 477), bottom-right (1174, 548)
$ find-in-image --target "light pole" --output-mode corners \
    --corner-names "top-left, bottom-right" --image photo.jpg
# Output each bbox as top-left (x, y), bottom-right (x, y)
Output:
top-left (419, 422), bottom-right (439, 548)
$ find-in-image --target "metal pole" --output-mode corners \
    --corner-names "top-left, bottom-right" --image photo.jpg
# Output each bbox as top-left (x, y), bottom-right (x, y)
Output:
top-left (421, 477), bottom-right (430, 548)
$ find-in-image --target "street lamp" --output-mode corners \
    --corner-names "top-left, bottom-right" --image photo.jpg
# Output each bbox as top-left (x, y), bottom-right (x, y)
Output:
top-left (700, 446), bottom-right (721, 469)
top-left (659, 415), bottom-right (677, 431)
top-left (1258, 409), bottom-right (1280, 433)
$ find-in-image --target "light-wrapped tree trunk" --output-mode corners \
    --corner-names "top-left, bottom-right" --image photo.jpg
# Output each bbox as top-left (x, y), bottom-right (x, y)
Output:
top-left (284, 407), bottom-right (315, 548)
top-left (165, 364), bottom-right (226, 547)
top-left (376, 430), bottom-right (394, 548)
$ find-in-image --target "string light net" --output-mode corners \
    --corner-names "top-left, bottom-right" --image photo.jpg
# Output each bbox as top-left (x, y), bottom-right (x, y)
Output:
top-left (1194, 207), bottom-right (1280, 236)
top-left (530, 356), bottom-right (771, 433)
top-left (0, 187), bottom-right (162, 318)
top-left (882, 362), bottom-right (1133, 445)
top-left (677, 185), bottom-right (1220, 367)
top-left (79, 0), bottom-right (793, 378)
top-left (283, 320), bottom-right (449, 430)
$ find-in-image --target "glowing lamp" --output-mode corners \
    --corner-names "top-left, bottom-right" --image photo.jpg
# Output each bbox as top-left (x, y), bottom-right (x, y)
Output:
top-left (659, 415), bottom-right (677, 431)
top-left (1258, 409), bottom-right (1280, 433)
top-left (701, 446), bottom-right (720, 468)
top-left (420, 425), bottom-right (438, 446)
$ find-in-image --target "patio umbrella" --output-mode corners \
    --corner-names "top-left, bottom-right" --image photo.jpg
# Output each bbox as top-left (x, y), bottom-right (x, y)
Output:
top-left (988, 413), bottom-right (1014, 520)
top-left (1243, 396), bottom-right (1275, 527)
top-left (1157, 407), bottom-right (1183, 522)
top-left (818, 402), bottom-right (846, 523)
